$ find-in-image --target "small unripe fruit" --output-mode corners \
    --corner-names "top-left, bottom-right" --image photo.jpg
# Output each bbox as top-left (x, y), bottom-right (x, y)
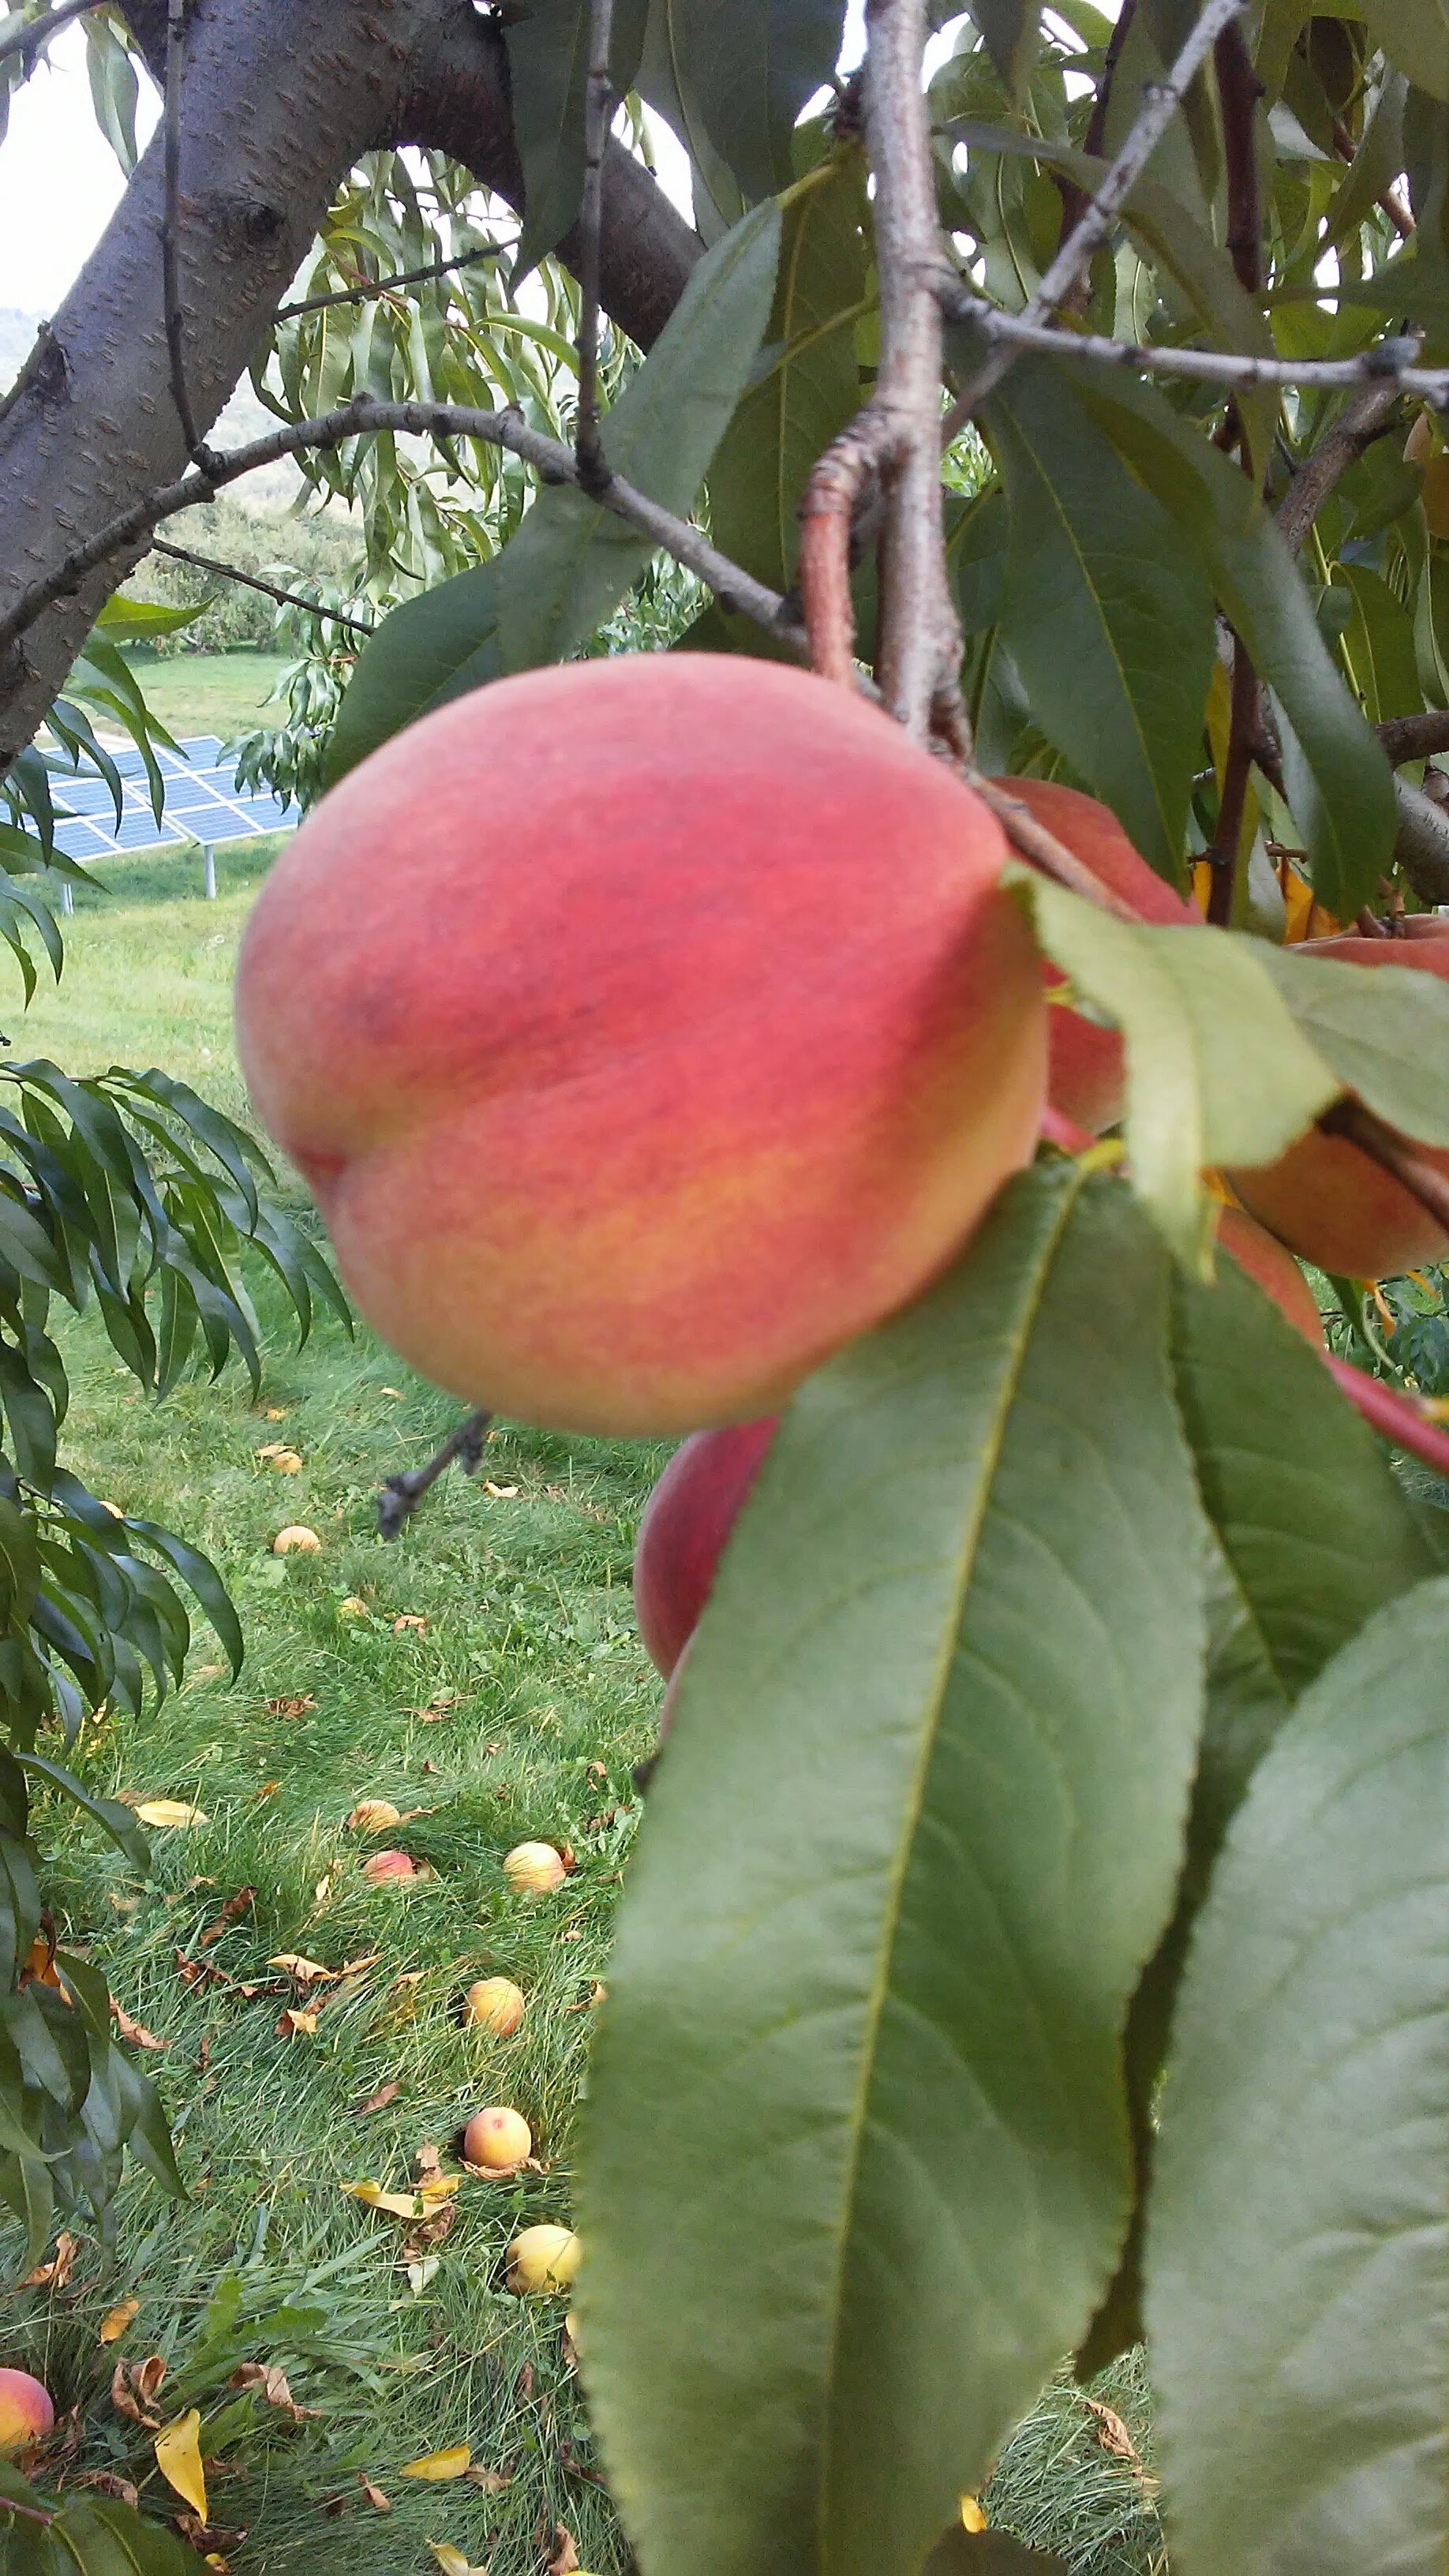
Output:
top-left (503, 1841), bottom-right (567, 1895)
top-left (236, 656), bottom-right (1047, 1436)
top-left (1230, 934), bottom-right (1449, 1278)
top-left (361, 1847), bottom-right (416, 1884)
top-left (0, 2369), bottom-right (53, 2454)
top-left (272, 1524), bottom-right (321, 1555)
top-left (348, 1799), bottom-right (401, 1833)
top-left (462, 1976), bottom-right (526, 2036)
top-left (634, 1418), bottom-right (777, 1678)
top-left (506, 2224), bottom-right (581, 2293)
top-left (998, 776), bottom-right (1200, 1136)
top-left (462, 2106), bottom-right (532, 2170)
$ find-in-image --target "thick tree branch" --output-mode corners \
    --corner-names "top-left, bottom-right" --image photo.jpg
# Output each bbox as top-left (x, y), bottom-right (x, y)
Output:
top-left (1275, 380), bottom-right (1402, 554)
top-left (161, 0), bottom-right (205, 461)
top-left (1392, 776), bottom-right (1449, 906)
top-left (1378, 710), bottom-right (1449, 766)
top-left (943, 0), bottom-right (1249, 434)
top-left (0, 396), bottom-right (798, 660)
top-left (0, 0), bottom-right (99, 64)
top-left (574, 0), bottom-right (614, 497)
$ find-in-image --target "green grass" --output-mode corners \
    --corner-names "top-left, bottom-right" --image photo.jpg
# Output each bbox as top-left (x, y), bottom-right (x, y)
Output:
top-left (3, 852), bottom-right (1163, 2574)
top-left (123, 651), bottom-right (292, 743)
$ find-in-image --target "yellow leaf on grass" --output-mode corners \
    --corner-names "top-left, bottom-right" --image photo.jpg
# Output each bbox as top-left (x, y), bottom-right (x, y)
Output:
top-left (960, 2496), bottom-right (988, 2532)
top-left (399, 2446), bottom-right (472, 2481)
top-left (135, 1801), bottom-right (208, 1829)
top-left (343, 2180), bottom-right (419, 2220)
top-left (416, 2176), bottom-right (462, 2209)
top-left (99, 2297), bottom-right (140, 2344)
top-left (155, 2409), bottom-right (208, 2518)
top-left (426, 2546), bottom-right (479, 2575)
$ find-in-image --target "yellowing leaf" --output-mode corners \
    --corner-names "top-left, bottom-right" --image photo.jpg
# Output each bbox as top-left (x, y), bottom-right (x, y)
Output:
top-left (343, 2179), bottom-right (420, 2220)
top-left (155, 2409), bottom-right (208, 2518)
top-left (136, 1800), bottom-right (208, 1829)
top-left (399, 2445), bottom-right (472, 2481)
top-left (416, 2176), bottom-right (462, 2209)
top-left (426, 2546), bottom-right (477, 2575)
top-left (961, 2495), bottom-right (988, 2532)
top-left (99, 2297), bottom-right (140, 2344)
top-left (268, 1954), bottom-right (336, 1985)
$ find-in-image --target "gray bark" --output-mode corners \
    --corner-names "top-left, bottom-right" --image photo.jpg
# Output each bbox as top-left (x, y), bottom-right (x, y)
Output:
top-left (0, 0), bottom-right (699, 776)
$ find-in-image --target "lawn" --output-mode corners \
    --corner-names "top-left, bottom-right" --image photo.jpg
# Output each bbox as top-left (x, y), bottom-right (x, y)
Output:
top-left (1, 849), bottom-right (1166, 2575)
top-left (124, 651), bottom-right (292, 744)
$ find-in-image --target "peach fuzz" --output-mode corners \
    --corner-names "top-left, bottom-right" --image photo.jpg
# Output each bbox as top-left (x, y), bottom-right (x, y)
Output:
top-left (235, 657), bottom-right (1047, 1437)
top-left (1230, 935), bottom-right (1449, 1279)
top-left (994, 775), bottom-right (1199, 1136)
top-left (634, 1417), bottom-right (777, 1679)
top-left (0, 2368), bottom-right (53, 2455)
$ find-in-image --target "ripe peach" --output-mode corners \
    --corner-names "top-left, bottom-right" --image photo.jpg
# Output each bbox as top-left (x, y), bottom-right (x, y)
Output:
top-left (272, 1524), bottom-right (321, 1556)
top-left (462, 2106), bottom-right (532, 2170)
top-left (634, 1417), bottom-right (777, 1679)
top-left (994, 776), bottom-right (1199, 1135)
top-left (0, 2368), bottom-right (53, 2454)
top-left (503, 1841), bottom-right (567, 1895)
top-left (1216, 1204), bottom-right (1322, 1346)
top-left (506, 2224), bottom-right (581, 2293)
top-left (235, 657), bottom-right (1047, 1436)
top-left (361, 1847), bottom-right (416, 1884)
top-left (462, 1976), bottom-right (526, 2037)
top-left (1230, 935), bottom-right (1449, 1278)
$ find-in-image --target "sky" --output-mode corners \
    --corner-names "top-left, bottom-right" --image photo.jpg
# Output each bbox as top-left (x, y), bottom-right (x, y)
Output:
top-left (0, 0), bottom-right (874, 324)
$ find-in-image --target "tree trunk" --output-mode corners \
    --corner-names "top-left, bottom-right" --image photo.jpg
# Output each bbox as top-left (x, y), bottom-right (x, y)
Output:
top-left (0, 0), bottom-right (698, 776)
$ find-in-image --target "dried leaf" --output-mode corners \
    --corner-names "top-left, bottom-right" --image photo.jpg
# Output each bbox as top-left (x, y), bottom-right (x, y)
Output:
top-left (466, 2465), bottom-right (512, 2495)
top-left (417, 2175), bottom-right (462, 2208)
top-left (19, 1930), bottom-right (65, 1992)
top-left (266, 1695), bottom-right (316, 1718)
top-left (111, 2355), bottom-right (167, 2428)
top-left (198, 1888), bottom-right (256, 1946)
top-left (154, 2408), bottom-right (208, 2518)
top-left (358, 2474), bottom-right (391, 2512)
top-left (351, 2080), bottom-right (401, 2117)
top-left (549, 2524), bottom-right (580, 2574)
top-left (263, 1407), bottom-right (287, 1421)
top-left (99, 2297), bottom-right (140, 2344)
top-left (135, 1800), bottom-right (208, 1829)
top-left (392, 1614), bottom-right (428, 1634)
top-left (72, 2470), bottom-right (140, 2510)
top-left (343, 2179), bottom-right (419, 2221)
top-left (1085, 2398), bottom-right (1148, 2473)
top-left (483, 1482), bottom-right (519, 1500)
top-left (399, 2445), bottom-right (473, 2481)
top-left (23, 2230), bottom-right (79, 2290)
top-left (228, 2362), bottom-right (320, 2422)
top-left (275, 2007), bottom-right (320, 2039)
top-left (269, 1954), bottom-right (337, 1986)
top-left (256, 1446), bottom-right (304, 1473)
top-left (405, 2256), bottom-right (441, 2294)
top-left (110, 1998), bottom-right (167, 2050)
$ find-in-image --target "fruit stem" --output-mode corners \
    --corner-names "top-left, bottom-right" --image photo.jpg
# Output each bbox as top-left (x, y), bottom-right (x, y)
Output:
top-left (376, 1409), bottom-right (492, 1541)
top-left (1325, 1354), bottom-right (1449, 1481)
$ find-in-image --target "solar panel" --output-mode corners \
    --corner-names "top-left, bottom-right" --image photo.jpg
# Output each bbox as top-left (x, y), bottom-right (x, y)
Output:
top-left (47, 735), bottom-right (292, 867)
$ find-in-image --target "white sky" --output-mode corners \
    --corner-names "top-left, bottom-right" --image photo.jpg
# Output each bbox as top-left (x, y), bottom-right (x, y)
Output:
top-left (0, 0), bottom-right (875, 324)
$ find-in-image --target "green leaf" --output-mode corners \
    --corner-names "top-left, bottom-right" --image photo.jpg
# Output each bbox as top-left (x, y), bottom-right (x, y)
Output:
top-left (93, 595), bottom-right (205, 644)
top-left (1147, 1575), bottom-right (1449, 2570)
top-left (125, 1522), bottom-right (243, 1680)
top-left (17, 1753), bottom-right (150, 1870)
top-left (1255, 942), bottom-right (1449, 1150)
top-left (323, 557), bottom-right (506, 785)
top-left (496, 195), bottom-right (782, 673)
top-left (1333, 561), bottom-right (1422, 728)
top-left (1071, 369), bottom-right (1398, 918)
top-left (506, 0), bottom-right (650, 276)
top-left (965, 0), bottom-right (1040, 97)
top-left (42, 2492), bottom-right (208, 2570)
top-left (708, 144), bottom-right (869, 592)
top-left (1361, 0), bottom-right (1449, 101)
top-left (0, 2130), bottom-right (54, 2282)
top-left (663, 0), bottom-right (848, 201)
top-left (985, 359), bottom-right (1215, 874)
top-left (580, 1163), bottom-right (1207, 2576)
top-left (1020, 882), bottom-right (1339, 1264)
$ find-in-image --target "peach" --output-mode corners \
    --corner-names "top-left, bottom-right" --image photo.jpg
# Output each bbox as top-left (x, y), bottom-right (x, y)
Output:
top-left (634, 1417), bottom-right (777, 1679)
top-left (462, 2106), bottom-right (532, 2170)
top-left (503, 1841), bottom-right (567, 1894)
top-left (0, 2368), bottom-right (53, 2455)
top-left (995, 776), bottom-right (1199, 1135)
top-left (348, 1799), bottom-right (401, 1833)
top-left (235, 657), bottom-right (1046, 1436)
top-left (462, 1976), bottom-right (526, 2036)
top-left (272, 1524), bottom-right (321, 1555)
top-left (1230, 935), bottom-right (1449, 1278)
top-left (1216, 1204), bottom-right (1322, 1346)
top-left (361, 1847), bottom-right (416, 1884)
top-left (506, 2224), bottom-right (581, 2293)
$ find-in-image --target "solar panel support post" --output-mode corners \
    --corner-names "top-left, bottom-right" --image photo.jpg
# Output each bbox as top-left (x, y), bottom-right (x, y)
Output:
top-left (202, 844), bottom-right (216, 900)
top-left (58, 881), bottom-right (73, 918)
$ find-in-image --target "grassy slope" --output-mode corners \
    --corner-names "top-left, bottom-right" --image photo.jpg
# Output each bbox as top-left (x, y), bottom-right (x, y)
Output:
top-left (3, 849), bottom-right (1165, 2576)
top-left (124, 652), bottom-right (293, 743)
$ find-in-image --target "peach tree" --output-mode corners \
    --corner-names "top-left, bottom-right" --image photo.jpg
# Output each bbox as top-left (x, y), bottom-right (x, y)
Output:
top-left (3, 0), bottom-right (1449, 2570)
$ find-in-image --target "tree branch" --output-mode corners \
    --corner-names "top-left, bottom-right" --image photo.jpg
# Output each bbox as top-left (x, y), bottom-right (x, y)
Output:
top-left (1391, 776), bottom-right (1449, 907)
top-left (1205, 642), bottom-right (1257, 923)
top-left (1275, 380), bottom-right (1402, 554)
top-left (1053, 0), bottom-right (1137, 304)
top-left (1215, 17), bottom-right (1264, 295)
top-left (1378, 710), bottom-right (1449, 766)
top-left (574, 0), bottom-right (615, 498)
top-left (377, 1410), bottom-right (491, 1540)
top-left (161, 0), bottom-right (205, 462)
top-left (0, 0), bottom-right (99, 64)
top-left (0, 395), bottom-right (799, 661)
top-left (149, 537), bottom-right (375, 637)
top-left (275, 242), bottom-right (514, 323)
top-left (942, 0), bottom-right (1249, 434)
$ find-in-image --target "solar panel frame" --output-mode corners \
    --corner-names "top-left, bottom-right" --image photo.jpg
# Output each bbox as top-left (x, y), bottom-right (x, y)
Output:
top-left (45, 736), bottom-right (291, 862)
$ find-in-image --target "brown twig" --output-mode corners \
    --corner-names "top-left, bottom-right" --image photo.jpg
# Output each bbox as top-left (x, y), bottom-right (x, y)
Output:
top-left (800, 0), bottom-right (960, 740)
top-left (377, 1410), bottom-right (491, 1541)
top-left (0, 0), bottom-right (100, 66)
top-left (0, 394), bottom-right (800, 661)
top-left (1330, 110), bottom-right (1413, 242)
top-left (161, 0), bottom-right (205, 464)
top-left (1377, 710), bottom-right (1449, 766)
top-left (1215, 19), bottom-right (1264, 294)
top-left (1206, 640), bottom-right (1258, 923)
top-left (150, 540), bottom-right (375, 638)
top-left (971, 776), bottom-right (1144, 917)
top-left (1275, 380), bottom-right (1402, 554)
top-left (943, 0), bottom-right (1250, 436)
top-left (574, 0), bottom-right (615, 497)
top-left (275, 243), bottom-right (514, 324)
